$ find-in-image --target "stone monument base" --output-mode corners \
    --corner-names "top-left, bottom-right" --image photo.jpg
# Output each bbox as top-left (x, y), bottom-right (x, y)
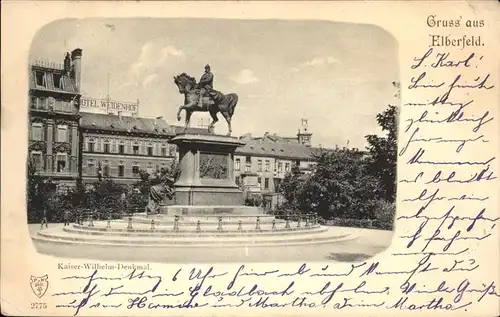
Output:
top-left (174, 185), bottom-right (243, 206)
top-left (159, 205), bottom-right (263, 216)
top-left (168, 133), bottom-right (246, 209)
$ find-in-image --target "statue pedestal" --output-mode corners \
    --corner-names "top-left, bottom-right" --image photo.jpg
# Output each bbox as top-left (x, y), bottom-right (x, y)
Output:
top-left (168, 133), bottom-right (245, 207)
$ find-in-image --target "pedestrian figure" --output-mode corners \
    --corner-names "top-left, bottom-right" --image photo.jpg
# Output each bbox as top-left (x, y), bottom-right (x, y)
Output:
top-left (40, 207), bottom-right (48, 230)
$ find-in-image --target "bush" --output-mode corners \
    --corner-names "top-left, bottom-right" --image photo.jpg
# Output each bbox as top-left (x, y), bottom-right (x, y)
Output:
top-left (373, 200), bottom-right (395, 230)
top-left (326, 218), bottom-right (374, 228)
top-left (323, 201), bottom-right (395, 230)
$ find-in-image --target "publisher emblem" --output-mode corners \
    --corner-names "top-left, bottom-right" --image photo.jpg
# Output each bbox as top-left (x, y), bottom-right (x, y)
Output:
top-left (30, 275), bottom-right (49, 298)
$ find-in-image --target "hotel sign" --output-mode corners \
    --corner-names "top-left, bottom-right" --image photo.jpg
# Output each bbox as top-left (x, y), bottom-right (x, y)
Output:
top-left (80, 97), bottom-right (138, 115)
top-left (31, 60), bottom-right (64, 70)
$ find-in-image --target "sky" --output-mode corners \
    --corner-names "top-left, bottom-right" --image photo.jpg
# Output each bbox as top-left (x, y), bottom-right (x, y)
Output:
top-left (30, 18), bottom-right (399, 149)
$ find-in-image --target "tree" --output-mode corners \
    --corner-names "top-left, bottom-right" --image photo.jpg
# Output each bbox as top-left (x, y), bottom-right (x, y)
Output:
top-left (27, 157), bottom-right (44, 222)
top-left (278, 148), bottom-right (382, 220)
top-left (364, 82), bottom-right (399, 203)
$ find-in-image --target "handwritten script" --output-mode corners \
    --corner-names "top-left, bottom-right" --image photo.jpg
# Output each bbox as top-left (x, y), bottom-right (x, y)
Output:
top-left (50, 20), bottom-right (498, 317)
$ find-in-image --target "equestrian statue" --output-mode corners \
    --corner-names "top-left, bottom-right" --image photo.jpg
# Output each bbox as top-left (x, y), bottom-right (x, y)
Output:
top-left (174, 64), bottom-right (239, 136)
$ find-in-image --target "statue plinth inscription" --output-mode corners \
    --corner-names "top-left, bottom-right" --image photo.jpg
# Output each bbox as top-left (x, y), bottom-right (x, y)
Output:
top-left (168, 133), bottom-right (245, 206)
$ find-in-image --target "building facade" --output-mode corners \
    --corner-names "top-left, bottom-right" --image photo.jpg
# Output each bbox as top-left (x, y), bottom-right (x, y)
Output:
top-left (80, 112), bottom-right (206, 185)
top-left (234, 122), bottom-right (323, 210)
top-left (28, 49), bottom-right (83, 190)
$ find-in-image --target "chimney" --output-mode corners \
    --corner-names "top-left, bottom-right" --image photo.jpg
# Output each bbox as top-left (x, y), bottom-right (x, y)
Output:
top-left (63, 52), bottom-right (71, 75)
top-left (117, 111), bottom-right (122, 120)
top-left (70, 48), bottom-right (83, 93)
top-left (155, 116), bottom-right (163, 129)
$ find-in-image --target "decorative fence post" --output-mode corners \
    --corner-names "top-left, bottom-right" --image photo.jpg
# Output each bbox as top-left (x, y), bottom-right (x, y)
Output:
top-left (305, 214), bottom-right (310, 227)
top-left (151, 219), bottom-right (155, 231)
top-left (88, 210), bottom-right (94, 227)
top-left (285, 216), bottom-right (291, 229)
top-left (272, 219), bottom-right (276, 230)
top-left (196, 220), bottom-right (201, 232)
top-left (238, 220), bottom-right (243, 231)
top-left (217, 216), bottom-right (223, 231)
top-left (106, 213), bottom-right (111, 229)
top-left (255, 216), bottom-right (261, 231)
top-left (173, 215), bottom-right (179, 232)
top-left (297, 216), bottom-right (301, 228)
top-left (127, 212), bottom-right (133, 230)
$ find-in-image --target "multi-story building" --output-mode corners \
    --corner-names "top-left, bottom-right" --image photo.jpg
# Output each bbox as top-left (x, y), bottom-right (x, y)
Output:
top-left (80, 112), bottom-right (206, 185)
top-left (28, 49), bottom-right (83, 190)
top-left (234, 120), bottom-right (323, 210)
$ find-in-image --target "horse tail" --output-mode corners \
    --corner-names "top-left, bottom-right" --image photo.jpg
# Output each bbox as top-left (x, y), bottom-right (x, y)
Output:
top-left (228, 93), bottom-right (238, 117)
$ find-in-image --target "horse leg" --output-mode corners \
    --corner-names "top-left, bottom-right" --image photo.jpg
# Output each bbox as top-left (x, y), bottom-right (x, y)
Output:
top-left (208, 109), bottom-right (219, 134)
top-left (183, 111), bottom-right (193, 132)
top-left (176, 106), bottom-right (185, 121)
top-left (221, 111), bottom-right (232, 136)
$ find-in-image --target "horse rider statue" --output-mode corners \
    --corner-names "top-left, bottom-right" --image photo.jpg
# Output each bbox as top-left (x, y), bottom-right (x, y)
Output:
top-left (196, 64), bottom-right (214, 109)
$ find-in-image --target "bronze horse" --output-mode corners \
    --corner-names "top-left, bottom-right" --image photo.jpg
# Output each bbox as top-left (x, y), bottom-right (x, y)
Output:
top-left (173, 73), bottom-right (239, 136)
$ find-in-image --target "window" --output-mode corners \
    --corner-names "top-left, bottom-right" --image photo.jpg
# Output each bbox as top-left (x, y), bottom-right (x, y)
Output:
top-left (257, 177), bottom-right (262, 187)
top-left (147, 146), bottom-right (153, 156)
top-left (118, 165), bottom-right (125, 177)
top-left (86, 160), bottom-right (95, 175)
top-left (161, 147), bottom-right (167, 156)
top-left (119, 144), bottom-right (125, 154)
top-left (103, 142), bottom-right (110, 153)
top-left (132, 165), bottom-right (140, 175)
top-left (133, 145), bottom-right (139, 155)
top-left (103, 164), bottom-right (110, 177)
top-left (257, 160), bottom-right (262, 172)
top-left (31, 123), bottom-right (43, 141)
top-left (35, 71), bottom-right (45, 87)
top-left (265, 160), bottom-right (270, 172)
top-left (274, 178), bottom-right (282, 191)
top-left (39, 97), bottom-right (47, 110)
top-left (88, 139), bottom-right (95, 152)
top-left (274, 161), bottom-right (278, 172)
top-left (56, 153), bottom-right (67, 172)
top-left (235, 176), bottom-right (241, 186)
top-left (57, 125), bottom-right (67, 142)
top-left (278, 162), bottom-right (283, 172)
top-left (53, 73), bottom-right (62, 89)
top-left (54, 100), bottom-right (63, 112)
top-left (235, 158), bottom-right (240, 171)
top-left (245, 156), bottom-right (251, 172)
top-left (264, 178), bottom-right (269, 189)
top-left (31, 152), bottom-right (43, 171)
top-left (285, 162), bottom-right (291, 172)
top-left (30, 97), bottom-right (38, 109)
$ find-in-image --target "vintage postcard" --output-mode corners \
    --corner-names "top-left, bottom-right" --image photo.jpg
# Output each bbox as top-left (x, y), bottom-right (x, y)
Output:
top-left (1, 1), bottom-right (499, 316)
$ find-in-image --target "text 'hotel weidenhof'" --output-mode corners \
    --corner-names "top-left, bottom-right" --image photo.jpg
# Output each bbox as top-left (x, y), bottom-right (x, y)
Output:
top-left (28, 49), bottom-right (344, 209)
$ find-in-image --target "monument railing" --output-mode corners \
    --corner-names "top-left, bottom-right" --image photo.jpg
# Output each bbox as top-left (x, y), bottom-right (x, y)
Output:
top-left (74, 210), bottom-right (321, 232)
